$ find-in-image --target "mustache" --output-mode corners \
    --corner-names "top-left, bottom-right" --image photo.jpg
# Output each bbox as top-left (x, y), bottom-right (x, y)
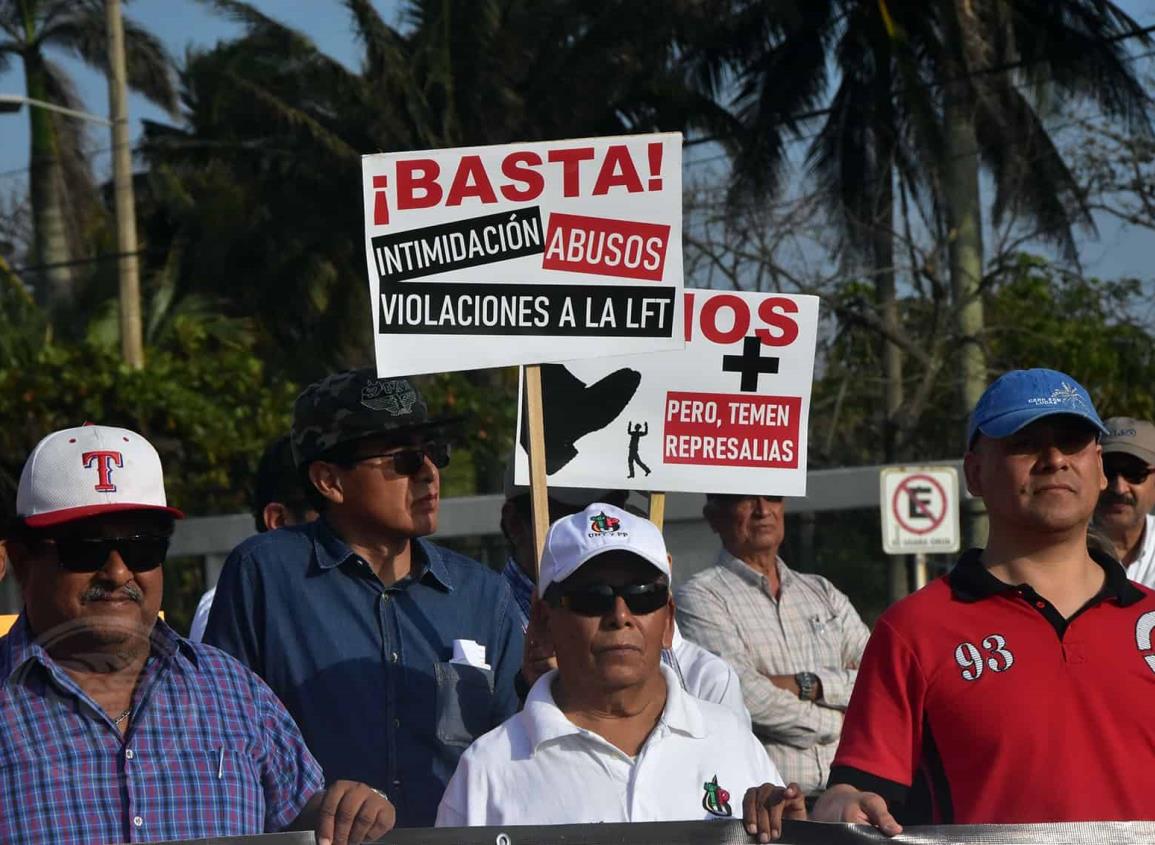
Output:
top-left (82, 583), bottom-right (143, 603)
top-left (1100, 491), bottom-right (1137, 507)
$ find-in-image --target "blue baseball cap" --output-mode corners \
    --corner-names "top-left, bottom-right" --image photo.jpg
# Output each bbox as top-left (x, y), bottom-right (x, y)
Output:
top-left (966, 368), bottom-right (1108, 448)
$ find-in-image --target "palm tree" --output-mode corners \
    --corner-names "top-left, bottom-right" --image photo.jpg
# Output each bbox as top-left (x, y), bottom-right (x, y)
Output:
top-left (691, 0), bottom-right (1150, 464)
top-left (0, 0), bottom-right (176, 308)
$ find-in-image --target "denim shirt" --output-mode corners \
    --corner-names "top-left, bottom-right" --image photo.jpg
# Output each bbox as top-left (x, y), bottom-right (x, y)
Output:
top-left (203, 518), bottom-right (524, 827)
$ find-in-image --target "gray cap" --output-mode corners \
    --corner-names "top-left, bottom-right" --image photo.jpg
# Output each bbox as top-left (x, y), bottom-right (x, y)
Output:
top-left (1101, 417), bottom-right (1155, 466)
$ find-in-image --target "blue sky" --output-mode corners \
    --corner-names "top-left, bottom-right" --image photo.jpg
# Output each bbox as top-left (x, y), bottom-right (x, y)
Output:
top-left (1, 0), bottom-right (1153, 283)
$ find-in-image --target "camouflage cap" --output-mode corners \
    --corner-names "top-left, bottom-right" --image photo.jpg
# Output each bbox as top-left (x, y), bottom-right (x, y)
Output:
top-left (291, 368), bottom-right (440, 466)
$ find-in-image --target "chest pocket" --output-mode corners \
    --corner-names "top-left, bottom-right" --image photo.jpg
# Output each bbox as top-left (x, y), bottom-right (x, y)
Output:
top-left (434, 661), bottom-right (495, 747)
top-left (165, 744), bottom-right (266, 833)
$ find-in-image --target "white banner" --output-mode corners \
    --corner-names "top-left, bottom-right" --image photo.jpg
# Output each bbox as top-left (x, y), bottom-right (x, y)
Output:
top-left (515, 290), bottom-right (819, 496)
top-left (361, 133), bottom-right (684, 376)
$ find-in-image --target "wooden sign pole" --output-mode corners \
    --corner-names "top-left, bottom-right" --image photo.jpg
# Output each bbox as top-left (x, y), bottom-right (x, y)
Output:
top-left (524, 364), bottom-right (550, 577)
top-left (648, 492), bottom-right (666, 531)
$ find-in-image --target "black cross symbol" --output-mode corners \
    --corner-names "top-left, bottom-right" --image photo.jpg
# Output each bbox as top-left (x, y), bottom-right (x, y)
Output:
top-left (722, 336), bottom-right (780, 392)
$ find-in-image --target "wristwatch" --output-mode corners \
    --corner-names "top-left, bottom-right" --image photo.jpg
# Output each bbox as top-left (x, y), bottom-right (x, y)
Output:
top-left (795, 672), bottom-right (819, 701)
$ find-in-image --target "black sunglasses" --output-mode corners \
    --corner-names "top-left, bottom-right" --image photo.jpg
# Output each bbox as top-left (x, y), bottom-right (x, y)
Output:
top-left (556, 582), bottom-right (670, 617)
top-left (1105, 464), bottom-right (1153, 485)
top-left (46, 534), bottom-right (170, 573)
top-left (349, 441), bottom-right (450, 476)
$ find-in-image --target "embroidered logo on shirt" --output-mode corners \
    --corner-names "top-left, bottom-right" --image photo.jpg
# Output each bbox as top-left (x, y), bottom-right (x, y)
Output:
top-left (702, 775), bottom-right (732, 817)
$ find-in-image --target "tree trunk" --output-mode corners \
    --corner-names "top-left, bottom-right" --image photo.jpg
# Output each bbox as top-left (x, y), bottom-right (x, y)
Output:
top-left (943, 72), bottom-right (989, 549)
top-left (25, 57), bottom-right (73, 309)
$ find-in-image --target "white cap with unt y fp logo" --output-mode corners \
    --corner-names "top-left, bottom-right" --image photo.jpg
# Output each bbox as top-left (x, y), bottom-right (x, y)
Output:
top-left (16, 424), bottom-right (184, 528)
top-left (537, 502), bottom-right (670, 597)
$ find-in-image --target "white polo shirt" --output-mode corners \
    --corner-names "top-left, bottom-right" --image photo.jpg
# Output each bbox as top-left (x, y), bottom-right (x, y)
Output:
top-left (435, 664), bottom-right (781, 827)
top-left (668, 626), bottom-right (751, 727)
top-left (1125, 514), bottom-right (1155, 588)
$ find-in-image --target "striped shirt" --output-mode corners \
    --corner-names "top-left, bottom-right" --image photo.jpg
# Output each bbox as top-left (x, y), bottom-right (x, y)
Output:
top-left (0, 615), bottom-right (324, 844)
top-left (675, 550), bottom-right (870, 795)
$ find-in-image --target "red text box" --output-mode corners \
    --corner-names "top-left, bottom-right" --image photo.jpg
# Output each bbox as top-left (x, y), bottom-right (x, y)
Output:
top-left (542, 213), bottom-right (669, 281)
top-left (663, 391), bottom-right (801, 468)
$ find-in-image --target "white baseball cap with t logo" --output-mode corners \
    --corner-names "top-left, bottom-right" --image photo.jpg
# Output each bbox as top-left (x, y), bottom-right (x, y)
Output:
top-left (16, 424), bottom-right (185, 528)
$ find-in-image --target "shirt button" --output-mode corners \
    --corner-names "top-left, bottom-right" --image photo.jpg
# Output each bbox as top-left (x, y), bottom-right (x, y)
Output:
top-left (390, 651), bottom-right (399, 664)
top-left (133, 816), bottom-right (143, 828)
top-left (125, 749), bottom-right (134, 760)
top-left (381, 595), bottom-right (391, 605)
top-left (1036, 601), bottom-right (1046, 609)
top-left (393, 718), bottom-right (401, 728)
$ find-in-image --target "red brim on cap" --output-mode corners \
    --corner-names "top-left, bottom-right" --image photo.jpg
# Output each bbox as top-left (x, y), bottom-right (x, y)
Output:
top-left (22, 503), bottom-right (186, 528)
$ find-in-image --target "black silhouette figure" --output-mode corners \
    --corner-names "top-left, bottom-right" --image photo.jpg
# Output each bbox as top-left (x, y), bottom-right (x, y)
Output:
top-left (519, 364), bottom-right (642, 474)
top-left (626, 421), bottom-right (652, 478)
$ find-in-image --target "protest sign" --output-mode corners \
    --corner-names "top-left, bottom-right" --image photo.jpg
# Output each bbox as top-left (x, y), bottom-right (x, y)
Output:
top-left (515, 290), bottom-right (819, 496)
top-left (361, 133), bottom-right (684, 377)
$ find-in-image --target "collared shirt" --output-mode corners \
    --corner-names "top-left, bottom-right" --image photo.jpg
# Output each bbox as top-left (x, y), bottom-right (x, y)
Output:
top-left (0, 616), bottom-right (323, 845)
top-left (204, 518), bottom-right (524, 828)
top-left (1125, 514), bottom-right (1155, 588)
top-left (501, 555), bottom-right (535, 628)
top-left (675, 550), bottom-right (870, 795)
top-left (435, 664), bottom-right (781, 826)
top-left (501, 556), bottom-right (749, 724)
top-left (831, 548), bottom-right (1155, 824)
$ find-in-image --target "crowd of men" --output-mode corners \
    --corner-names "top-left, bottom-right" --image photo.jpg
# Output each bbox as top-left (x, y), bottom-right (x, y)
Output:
top-left (2, 365), bottom-right (1154, 844)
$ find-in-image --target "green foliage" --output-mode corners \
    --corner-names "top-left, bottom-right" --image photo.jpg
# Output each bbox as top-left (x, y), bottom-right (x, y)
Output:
top-left (985, 254), bottom-right (1155, 420)
top-left (0, 326), bottom-right (298, 520)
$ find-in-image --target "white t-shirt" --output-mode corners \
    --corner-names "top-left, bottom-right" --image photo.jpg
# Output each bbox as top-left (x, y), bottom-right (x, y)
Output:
top-left (435, 664), bottom-right (781, 827)
top-left (668, 626), bottom-right (751, 727)
top-left (1125, 514), bottom-right (1155, 589)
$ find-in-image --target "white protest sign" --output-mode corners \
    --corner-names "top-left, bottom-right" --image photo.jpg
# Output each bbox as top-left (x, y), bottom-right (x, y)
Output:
top-left (361, 133), bottom-right (684, 377)
top-left (880, 466), bottom-right (961, 554)
top-left (514, 290), bottom-right (819, 496)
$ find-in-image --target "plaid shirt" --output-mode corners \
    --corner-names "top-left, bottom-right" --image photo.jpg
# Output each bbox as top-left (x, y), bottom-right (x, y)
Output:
top-left (675, 550), bottom-right (870, 795)
top-left (0, 615), bottom-right (324, 844)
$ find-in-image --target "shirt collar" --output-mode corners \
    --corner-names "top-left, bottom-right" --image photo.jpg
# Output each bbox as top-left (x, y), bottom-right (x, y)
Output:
top-left (716, 547), bottom-right (791, 590)
top-left (521, 663), bottom-right (705, 754)
top-left (949, 546), bottom-right (1144, 607)
top-left (311, 518), bottom-right (453, 591)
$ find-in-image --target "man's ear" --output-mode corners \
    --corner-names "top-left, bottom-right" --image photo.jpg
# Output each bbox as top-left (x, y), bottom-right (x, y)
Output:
top-left (534, 598), bottom-right (555, 652)
top-left (262, 502), bottom-right (291, 531)
top-left (963, 450), bottom-right (983, 498)
top-left (1095, 444), bottom-right (1107, 493)
top-left (702, 501), bottom-right (722, 535)
top-left (662, 596), bottom-right (676, 650)
top-left (0, 540), bottom-right (7, 583)
top-left (307, 462), bottom-right (345, 506)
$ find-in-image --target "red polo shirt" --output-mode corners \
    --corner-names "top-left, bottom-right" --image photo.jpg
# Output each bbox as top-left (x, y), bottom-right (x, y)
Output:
top-left (830, 549), bottom-right (1155, 824)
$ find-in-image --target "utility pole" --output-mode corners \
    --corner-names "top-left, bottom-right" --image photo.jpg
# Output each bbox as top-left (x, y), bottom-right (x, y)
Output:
top-left (105, 0), bottom-right (144, 369)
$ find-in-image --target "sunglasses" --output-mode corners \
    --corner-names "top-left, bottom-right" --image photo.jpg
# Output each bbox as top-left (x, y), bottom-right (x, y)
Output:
top-left (1105, 464), bottom-right (1153, 485)
top-left (45, 534), bottom-right (170, 573)
top-left (349, 441), bottom-right (450, 476)
top-left (556, 582), bottom-right (670, 617)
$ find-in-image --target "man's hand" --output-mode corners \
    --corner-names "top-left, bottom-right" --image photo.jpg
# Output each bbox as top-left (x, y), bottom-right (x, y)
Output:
top-left (742, 782), bottom-right (806, 842)
top-left (297, 780), bottom-right (395, 845)
top-left (811, 784), bottom-right (902, 837)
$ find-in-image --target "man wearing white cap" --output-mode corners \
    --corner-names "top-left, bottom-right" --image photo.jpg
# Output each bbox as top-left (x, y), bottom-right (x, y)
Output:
top-left (437, 503), bottom-right (804, 839)
top-left (0, 424), bottom-right (393, 845)
top-left (1093, 417), bottom-right (1155, 586)
top-left (501, 463), bottom-right (748, 724)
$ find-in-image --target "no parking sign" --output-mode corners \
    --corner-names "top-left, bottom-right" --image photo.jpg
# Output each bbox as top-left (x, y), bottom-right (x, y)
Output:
top-left (880, 466), bottom-right (961, 554)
